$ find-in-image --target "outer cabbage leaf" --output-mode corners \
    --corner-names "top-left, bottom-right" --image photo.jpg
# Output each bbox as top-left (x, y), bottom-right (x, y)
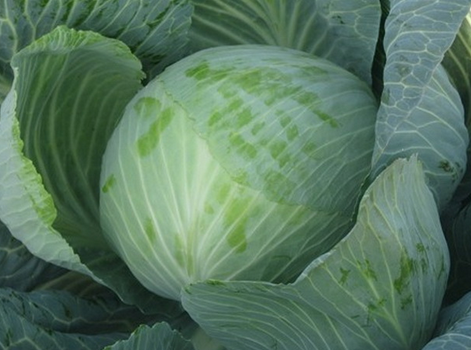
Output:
top-left (0, 220), bottom-right (66, 291)
top-left (422, 291), bottom-right (471, 349)
top-left (441, 9), bottom-right (471, 216)
top-left (371, 0), bottom-right (470, 210)
top-left (105, 323), bottom-right (195, 350)
top-left (100, 45), bottom-right (377, 301)
top-left (0, 26), bottom-right (181, 314)
top-left (440, 201), bottom-right (471, 304)
top-left (0, 288), bottom-right (139, 349)
top-left (0, 73), bottom-right (10, 105)
top-left (189, 0), bottom-right (381, 84)
top-left (0, 0), bottom-right (192, 81)
top-left (181, 157), bottom-right (449, 350)
top-left (443, 8), bottom-right (471, 124)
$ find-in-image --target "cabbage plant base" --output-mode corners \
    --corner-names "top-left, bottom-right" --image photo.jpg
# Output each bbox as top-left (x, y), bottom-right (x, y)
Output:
top-left (100, 45), bottom-right (378, 301)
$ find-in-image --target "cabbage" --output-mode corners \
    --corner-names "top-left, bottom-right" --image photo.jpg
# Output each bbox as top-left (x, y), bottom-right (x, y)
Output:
top-left (99, 45), bottom-right (377, 300)
top-left (1, 1), bottom-right (471, 349)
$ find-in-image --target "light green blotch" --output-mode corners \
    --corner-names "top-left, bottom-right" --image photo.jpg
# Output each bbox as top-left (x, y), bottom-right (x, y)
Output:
top-left (264, 170), bottom-right (295, 194)
top-left (227, 224), bottom-right (248, 254)
top-left (185, 61), bottom-right (211, 80)
top-left (415, 243), bottom-right (429, 272)
top-left (208, 110), bottom-right (224, 128)
top-left (136, 107), bottom-right (173, 157)
top-left (358, 259), bottom-right (377, 281)
top-left (251, 122), bottom-right (265, 135)
top-left (269, 140), bottom-right (290, 168)
top-left (101, 174), bottom-right (116, 193)
top-left (286, 125), bottom-right (299, 141)
top-left (293, 92), bottom-right (339, 128)
top-left (216, 182), bottom-right (232, 204)
top-left (280, 116), bottom-right (291, 127)
top-left (367, 298), bottom-right (387, 313)
top-left (279, 116), bottom-right (299, 141)
top-left (302, 141), bottom-right (317, 154)
top-left (144, 217), bottom-right (157, 244)
top-left (415, 243), bottom-right (426, 253)
top-left (236, 107), bottom-right (253, 128)
top-left (208, 98), bottom-right (254, 129)
top-left (174, 234), bottom-right (187, 269)
top-left (394, 250), bottom-right (415, 295)
top-left (134, 96), bottom-right (162, 119)
top-left (229, 132), bottom-right (258, 159)
top-left (339, 267), bottom-right (351, 285)
top-left (204, 203), bottom-right (214, 214)
top-left (185, 60), bottom-right (232, 82)
top-left (223, 197), bottom-right (250, 254)
top-left (229, 67), bottom-right (339, 129)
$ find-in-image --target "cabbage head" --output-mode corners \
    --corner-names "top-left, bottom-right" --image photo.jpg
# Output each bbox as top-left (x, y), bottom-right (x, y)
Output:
top-left (99, 45), bottom-right (378, 301)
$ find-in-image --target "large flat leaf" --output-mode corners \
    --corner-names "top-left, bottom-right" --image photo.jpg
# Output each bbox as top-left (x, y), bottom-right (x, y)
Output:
top-left (441, 9), bottom-right (471, 214)
top-left (443, 9), bottom-right (471, 124)
top-left (0, 73), bottom-right (10, 104)
top-left (371, 0), bottom-right (470, 210)
top-left (189, 0), bottom-right (381, 84)
top-left (441, 201), bottom-right (471, 304)
top-left (0, 0), bottom-right (192, 80)
top-left (0, 221), bottom-right (66, 291)
top-left (422, 291), bottom-right (471, 349)
top-left (0, 26), bottom-right (179, 313)
top-left (105, 323), bottom-right (195, 350)
top-left (182, 157), bottom-right (449, 350)
top-left (0, 287), bottom-right (159, 350)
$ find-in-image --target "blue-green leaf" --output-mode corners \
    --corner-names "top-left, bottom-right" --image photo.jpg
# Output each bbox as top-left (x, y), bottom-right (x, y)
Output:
top-left (441, 201), bottom-right (471, 304)
top-left (0, 26), bottom-right (179, 313)
top-left (0, 0), bottom-right (192, 82)
top-left (189, 0), bottom-right (381, 84)
top-left (105, 323), bottom-right (195, 350)
top-left (422, 291), bottom-right (471, 349)
top-left (371, 0), bottom-right (470, 210)
top-left (182, 157), bottom-right (449, 350)
top-left (0, 221), bottom-right (66, 291)
top-left (0, 288), bottom-right (135, 350)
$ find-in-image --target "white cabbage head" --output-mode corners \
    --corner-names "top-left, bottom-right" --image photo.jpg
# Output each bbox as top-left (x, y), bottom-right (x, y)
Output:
top-left (99, 45), bottom-right (378, 301)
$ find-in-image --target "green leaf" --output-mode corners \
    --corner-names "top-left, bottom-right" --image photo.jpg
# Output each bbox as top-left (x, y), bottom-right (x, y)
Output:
top-left (0, 73), bottom-right (10, 105)
top-left (443, 9), bottom-right (471, 124)
top-left (181, 157), bottom-right (449, 350)
top-left (0, 26), bottom-right (177, 313)
top-left (371, 0), bottom-right (470, 210)
top-left (441, 201), bottom-right (471, 304)
top-left (0, 0), bottom-right (192, 80)
top-left (0, 221), bottom-right (66, 291)
top-left (189, 0), bottom-right (381, 84)
top-left (105, 323), bottom-right (195, 350)
top-left (441, 9), bottom-right (471, 213)
top-left (422, 291), bottom-right (471, 349)
top-left (0, 288), bottom-right (132, 349)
